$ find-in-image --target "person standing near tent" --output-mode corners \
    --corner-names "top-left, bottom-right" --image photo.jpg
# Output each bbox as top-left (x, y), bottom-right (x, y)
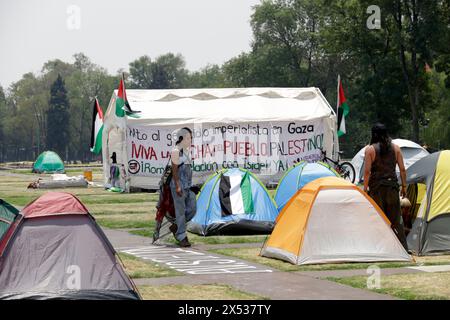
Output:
top-left (169, 127), bottom-right (196, 247)
top-left (363, 123), bottom-right (408, 249)
top-left (108, 152), bottom-right (120, 188)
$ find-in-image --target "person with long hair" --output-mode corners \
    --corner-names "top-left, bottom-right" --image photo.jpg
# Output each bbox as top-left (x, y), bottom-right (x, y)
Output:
top-left (363, 123), bottom-right (408, 249)
top-left (169, 127), bottom-right (196, 247)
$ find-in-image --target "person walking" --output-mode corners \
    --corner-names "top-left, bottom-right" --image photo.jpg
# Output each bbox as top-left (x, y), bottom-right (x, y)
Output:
top-left (363, 123), bottom-right (408, 249)
top-left (169, 127), bottom-right (196, 247)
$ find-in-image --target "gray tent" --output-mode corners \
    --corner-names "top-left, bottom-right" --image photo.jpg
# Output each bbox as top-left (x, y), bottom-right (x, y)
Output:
top-left (0, 192), bottom-right (140, 300)
top-left (406, 151), bottom-right (450, 255)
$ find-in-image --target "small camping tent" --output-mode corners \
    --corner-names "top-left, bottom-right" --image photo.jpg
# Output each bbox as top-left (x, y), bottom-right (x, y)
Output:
top-left (351, 139), bottom-right (429, 184)
top-left (102, 87), bottom-right (339, 190)
top-left (274, 161), bottom-right (339, 211)
top-left (0, 192), bottom-right (140, 300)
top-left (406, 150), bottom-right (450, 255)
top-left (0, 199), bottom-right (18, 242)
top-left (188, 168), bottom-right (279, 236)
top-left (261, 177), bottom-right (411, 265)
top-left (32, 150), bottom-right (65, 173)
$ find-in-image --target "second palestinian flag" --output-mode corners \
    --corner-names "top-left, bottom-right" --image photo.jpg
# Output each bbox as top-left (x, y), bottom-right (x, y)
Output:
top-left (337, 75), bottom-right (349, 137)
top-left (90, 98), bottom-right (103, 154)
top-left (115, 75), bottom-right (140, 118)
top-left (219, 172), bottom-right (254, 216)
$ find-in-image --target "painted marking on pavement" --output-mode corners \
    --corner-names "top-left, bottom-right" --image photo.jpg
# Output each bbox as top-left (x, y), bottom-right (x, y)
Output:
top-left (119, 245), bottom-right (273, 275)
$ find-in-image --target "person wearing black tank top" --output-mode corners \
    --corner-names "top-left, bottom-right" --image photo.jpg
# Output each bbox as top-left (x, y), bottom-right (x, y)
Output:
top-left (363, 123), bottom-right (408, 249)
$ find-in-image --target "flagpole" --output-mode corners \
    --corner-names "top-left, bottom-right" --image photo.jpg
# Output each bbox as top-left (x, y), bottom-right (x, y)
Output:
top-left (336, 74), bottom-right (340, 115)
top-left (335, 74), bottom-right (340, 159)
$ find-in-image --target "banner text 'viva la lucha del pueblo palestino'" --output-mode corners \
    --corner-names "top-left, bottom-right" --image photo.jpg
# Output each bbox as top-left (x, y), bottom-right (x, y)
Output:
top-left (102, 88), bottom-right (339, 190)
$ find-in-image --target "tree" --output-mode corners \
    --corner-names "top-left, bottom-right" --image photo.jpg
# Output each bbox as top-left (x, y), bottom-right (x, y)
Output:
top-left (66, 53), bottom-right (117, 162)
top-left (223, 45), bottom-right (306, 87)
top-left (422, 70), bottom-right (450, 150)
top-left (129, 53), bottom-right (189, 89)
top-left (387, 0), bottom-right (447, 141)
top-left (186, 64), bottom-right (226, 88)
top-left (128, 55), bottom-right (153, 88)
top-left (46, 74), bottom-right (70, 159)
top-left (6, 73), bottom-right (49, 160)
top-left (0, 86), bottom-right (6, 162)
top-left (250, 0), bottom-right (325, 87)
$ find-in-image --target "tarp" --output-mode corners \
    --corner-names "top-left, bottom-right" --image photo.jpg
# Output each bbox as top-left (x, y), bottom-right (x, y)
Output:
top-left (32, 151), bottom-right (65, 173)
top-left (0, 192), bottom-right (140, 300)
top-left (351, 139), bottom-right (429, 184)
top-left (406, 150), bottom-right (450, 255)
top-left (261, 177), bottom-right (411, 265)
top-left (188, 168), bottom-right (279, 236)
top-left (102, 88), bottom-right (339, 190)
top-left (30, 174), bottom-right (88, 189)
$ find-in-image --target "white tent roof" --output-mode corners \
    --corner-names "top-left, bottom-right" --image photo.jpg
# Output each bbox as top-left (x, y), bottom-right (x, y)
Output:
top-left (351, 138), bottom-right (430, 184)
top-left (111, 87), bottom-right (335, 125)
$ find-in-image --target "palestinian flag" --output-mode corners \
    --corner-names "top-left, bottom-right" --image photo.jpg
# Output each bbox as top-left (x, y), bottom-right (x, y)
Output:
top-left (115, 75), bottom-right (140, 118)
top-left (337, 75), bottom-right (349, 137)
top-left (219, 172), bottom-right (254, 216)
top-left (90, 98), bottom-right (103, 155)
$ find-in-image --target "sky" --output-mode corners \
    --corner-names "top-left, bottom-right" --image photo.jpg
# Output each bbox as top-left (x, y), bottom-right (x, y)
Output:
top-left (0, 0), bottom-right (261, 89)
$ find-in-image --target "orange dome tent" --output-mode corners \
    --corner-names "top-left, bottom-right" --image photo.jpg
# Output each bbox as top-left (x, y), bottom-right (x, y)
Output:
top-left (261, 177), bottom-right (411, 265)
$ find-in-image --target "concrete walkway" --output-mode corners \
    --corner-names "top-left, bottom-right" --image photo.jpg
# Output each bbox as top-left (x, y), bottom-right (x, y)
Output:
top-left (132, 272), bottom-right (396, 300)
top-left (104, 228), bottom-right (397, 300)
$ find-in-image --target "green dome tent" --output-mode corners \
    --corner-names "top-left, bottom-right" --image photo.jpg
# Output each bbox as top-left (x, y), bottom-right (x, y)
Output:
top-left (0, 199), bottom-right (19, 241)
top-left (32, 151), bottom-right (65, 173)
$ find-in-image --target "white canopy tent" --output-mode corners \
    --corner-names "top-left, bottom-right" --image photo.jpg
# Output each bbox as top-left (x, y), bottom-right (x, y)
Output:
top-left (351, 138), bottom-right (429, 184)
top-left (102, 87), bottom-right (339, 190)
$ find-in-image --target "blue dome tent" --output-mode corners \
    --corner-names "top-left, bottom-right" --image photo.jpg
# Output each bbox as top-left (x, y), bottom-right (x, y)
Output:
top-left (188, 168), bottom-right (279, 236)
top-left (274, 161), bottom-right (339, 211)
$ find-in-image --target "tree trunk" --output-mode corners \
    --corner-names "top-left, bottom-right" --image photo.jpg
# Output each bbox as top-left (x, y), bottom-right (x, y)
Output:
top-left (395, 0), bottom-right (420, 142)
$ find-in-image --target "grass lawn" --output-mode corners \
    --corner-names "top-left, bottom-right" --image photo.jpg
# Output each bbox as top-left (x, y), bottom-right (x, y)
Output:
top-left (130, 228), bottom-right (267, 245)
top-left (0, 171), bottom-right (266, 246)
top-left (138, 284), bottom-right (268, 300)
top-left (8, 168), bottom-right (104, 175)
top-left (5, 169), bottom-right (450, 276)
top-left (328, 272), bottom-right (450, 300)
top-left (118, 253), bottom-right (181, 278)
top-left (209, 247), bottom-right (450, 272)
top-left (96, 213), bottom-right (156, 229)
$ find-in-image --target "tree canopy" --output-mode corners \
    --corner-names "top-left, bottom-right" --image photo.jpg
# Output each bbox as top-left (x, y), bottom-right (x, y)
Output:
top-left (0, 1), bottom-right (448, 162)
